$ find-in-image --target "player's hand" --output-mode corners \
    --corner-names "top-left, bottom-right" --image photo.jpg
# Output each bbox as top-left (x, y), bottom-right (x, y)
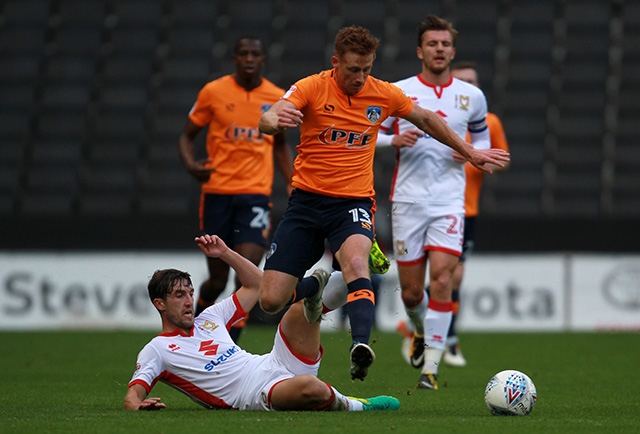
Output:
top-left (452, 150), bottom-right (465, 163)
top-left (187, 158), bottom-right (216, 183)
top-left (392, 129), bottom-right (423, 148)
top-left (138, 397), bottom-right (166, 411)
top-left (195, 234), bottom-right (228, 258)
top-left (277, 107), bottom-right (304, 128)
top-left (468, 149), bottom-right (510, 174)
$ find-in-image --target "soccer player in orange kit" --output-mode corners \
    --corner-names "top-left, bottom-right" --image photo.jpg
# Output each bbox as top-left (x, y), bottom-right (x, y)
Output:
top-left (178, 36), bottom-right (293, 342)
top-left (258, 26), bottom-right (510, 380)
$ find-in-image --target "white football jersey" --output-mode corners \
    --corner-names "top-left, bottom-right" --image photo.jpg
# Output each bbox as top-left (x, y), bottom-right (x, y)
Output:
top-left (129, 295), bottom-right (272, 410)
top-left (380, 75), bottom-right (489, 210)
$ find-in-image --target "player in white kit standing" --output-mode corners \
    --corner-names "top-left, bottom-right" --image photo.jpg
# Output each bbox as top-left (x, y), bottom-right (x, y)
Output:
top-left (377, 15), bottom-right (491, 390)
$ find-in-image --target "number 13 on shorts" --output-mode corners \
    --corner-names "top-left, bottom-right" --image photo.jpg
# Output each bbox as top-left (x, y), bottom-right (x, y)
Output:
top-left (349, 207), bottom-right (373, 231)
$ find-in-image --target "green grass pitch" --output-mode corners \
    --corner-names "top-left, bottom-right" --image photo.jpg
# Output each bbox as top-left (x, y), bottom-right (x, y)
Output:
top-left (1, 329), bottom-right (638, 434)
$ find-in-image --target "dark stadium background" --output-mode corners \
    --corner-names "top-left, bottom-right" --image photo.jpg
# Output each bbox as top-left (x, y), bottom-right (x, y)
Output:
top-left (1, 0), bottom-right (638, 252)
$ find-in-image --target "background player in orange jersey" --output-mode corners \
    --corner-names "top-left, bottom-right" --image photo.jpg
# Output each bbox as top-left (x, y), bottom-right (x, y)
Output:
top-left (178, 36), bottom-right (293, 342)
top-left (444, 61), bottom-right (510, 366)
top-left (258, 26), bottom-right (510, 381)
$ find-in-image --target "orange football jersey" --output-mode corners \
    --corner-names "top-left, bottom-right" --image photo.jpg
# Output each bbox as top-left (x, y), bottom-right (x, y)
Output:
top-left (189, 75), bottom-right (284, 196)
top-left (464, 112), bottom-right (509, 216)
top-left (283, 70), bottom-right (414, 198)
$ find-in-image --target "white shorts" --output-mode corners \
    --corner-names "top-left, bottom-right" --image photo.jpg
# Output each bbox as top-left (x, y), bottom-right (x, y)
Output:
top-left (391, 202), bottom-right (464, 265)
top-left (235, 325), bottom-right (322, 410)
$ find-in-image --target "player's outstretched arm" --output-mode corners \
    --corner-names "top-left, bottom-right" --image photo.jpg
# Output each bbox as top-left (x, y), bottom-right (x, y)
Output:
top-left (195, 234), bottom-right (262, 313)
top-left (405, 104), bottom-right (510, 173)
top-left (376, 130), bottom-right (423, 149)
top-left (124, 384), bottom-right (166, 411)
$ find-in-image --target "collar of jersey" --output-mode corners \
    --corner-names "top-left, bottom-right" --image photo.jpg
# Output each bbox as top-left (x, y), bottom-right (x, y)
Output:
top-left (158, 326), bottom-right (195, 337)
top-left (416, 74), bottom-right (453, 89)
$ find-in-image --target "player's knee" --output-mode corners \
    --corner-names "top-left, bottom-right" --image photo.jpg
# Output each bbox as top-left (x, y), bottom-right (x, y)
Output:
top-left (299, 376), bottom-right (331, 403)
top-left (259, 287), bottom-right (291, 313)
top-left (401, 287), bottom-right (424, 307)
top-left (259, 294), bottom-right (284, 313)
top-left (434, 274), bottom-right (452, 291)
top-left (340, 253), bottom-right (368, 276)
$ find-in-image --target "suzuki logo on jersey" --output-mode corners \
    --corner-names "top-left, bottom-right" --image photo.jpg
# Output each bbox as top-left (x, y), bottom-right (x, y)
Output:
top-left (199, 340), bottom-right (219, 356)
top-left (224, 123), bottom-right (265, 143)
top-left (318, 125), bottom-right (374, 149)
top-left (366, 106), bottom-right (382, 124)
top-left (203, 346), bottom-right (240, 371)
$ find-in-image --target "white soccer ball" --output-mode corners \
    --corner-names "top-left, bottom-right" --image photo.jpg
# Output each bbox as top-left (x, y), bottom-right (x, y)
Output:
top-left (484, 369), bottom-right (537, 416)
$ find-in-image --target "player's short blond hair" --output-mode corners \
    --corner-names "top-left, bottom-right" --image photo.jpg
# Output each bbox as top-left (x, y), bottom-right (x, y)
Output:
top-left (334, 25), bottom-right (380, 58)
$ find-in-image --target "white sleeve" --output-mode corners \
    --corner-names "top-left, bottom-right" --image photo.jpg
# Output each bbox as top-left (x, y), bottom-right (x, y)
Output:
top-left (377, 114), bottom-right (399, 148)
top-left (469, 126), bottom-right (491, 150)
top-left (129, 343), bottom-right (164, 391)
top-left (199, 295), bottom-right (247, 329)
top-left (468, 89), bottom-right (490, 150)
top-left (376, 131), bottom-right (394, 148)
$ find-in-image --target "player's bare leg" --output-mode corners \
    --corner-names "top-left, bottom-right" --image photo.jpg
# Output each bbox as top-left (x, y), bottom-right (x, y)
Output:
top-left (445, 261), bottom-right (467, 366)
top-left (398, 260), bottom-right (428, 368)
top-left (334, 234), bottom-right (371, 284)
top-left (280, 302), bottom-right (322, 357)
top-left (260, 269), bottom-right (299, 313)
top-left (272, 302), bottom-right (400, 411)
top-left (417, 250), bottom-right (457, 390)
top-left (271, 302), bottom-right (331, 409)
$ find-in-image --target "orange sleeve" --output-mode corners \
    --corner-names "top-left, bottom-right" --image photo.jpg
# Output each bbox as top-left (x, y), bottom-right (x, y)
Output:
top-left (487, 113), bottom-right (509, 152)
top-left (189, 82), bottom-right (215, 127)
top-left (464, 113), bottom-right (509, 216)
